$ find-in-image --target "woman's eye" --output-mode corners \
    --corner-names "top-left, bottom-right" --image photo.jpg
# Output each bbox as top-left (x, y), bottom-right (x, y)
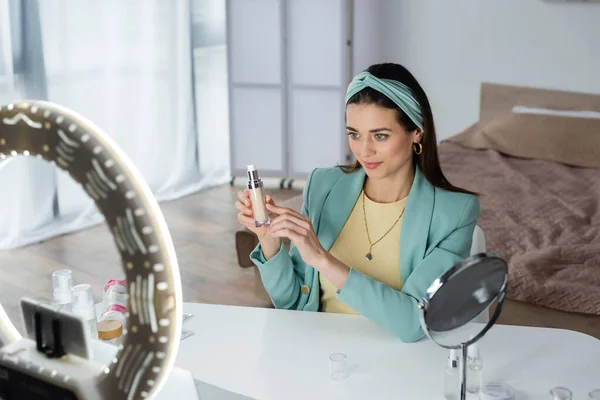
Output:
top-left (375, 134), bottom-right (388, 141)
top-left (347, 132), bottom-right (360, 139)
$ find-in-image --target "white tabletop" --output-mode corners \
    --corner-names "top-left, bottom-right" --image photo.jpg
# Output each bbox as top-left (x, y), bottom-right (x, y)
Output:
top-left (176, 302), bottom-right (600, 400)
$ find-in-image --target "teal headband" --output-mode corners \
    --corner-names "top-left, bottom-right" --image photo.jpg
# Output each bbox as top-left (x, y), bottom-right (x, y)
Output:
top-left (345, 71), bottom-right (424, 131)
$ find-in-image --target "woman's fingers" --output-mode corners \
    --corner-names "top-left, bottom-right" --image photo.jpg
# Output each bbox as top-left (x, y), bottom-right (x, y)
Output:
top-left (268, 218), bottom-right (307, 238)
top-left (268, 220), bottom-right (303, 241)
top-left (234, 200), bottom-right (253, 216)
top-left (267, 203), bottom-right (308, 221)
top-left (269, 210), bottom-right (311, 231)
top-left (265, 194), bottom-right (275, 206)
top-left (237, 212), bottom-right (256, 227)
top-left (268, 228), bottom-right (301, 243)
top-left (237, 190), bottom-right (252, 208)
top-left (266, 203), bottom-right (288, 214)
top-left (238, 189), bottom-right (251, 200)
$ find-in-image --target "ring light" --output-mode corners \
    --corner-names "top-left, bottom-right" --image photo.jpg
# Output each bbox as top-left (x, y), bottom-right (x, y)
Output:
top-left (0, 100), bottom-right (183, 400)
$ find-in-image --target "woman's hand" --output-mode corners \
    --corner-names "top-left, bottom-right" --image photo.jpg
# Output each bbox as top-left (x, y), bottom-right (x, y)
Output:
top-left (235, 189), bottom-right (275, 239)
top-left (265, 203), bottom-right (328, 267)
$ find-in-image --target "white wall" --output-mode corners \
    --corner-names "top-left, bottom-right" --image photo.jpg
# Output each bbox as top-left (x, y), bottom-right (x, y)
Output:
top-left (352, 0), bottom-right (386, 75)
top-left (380, 0), bottom-right (600, 140)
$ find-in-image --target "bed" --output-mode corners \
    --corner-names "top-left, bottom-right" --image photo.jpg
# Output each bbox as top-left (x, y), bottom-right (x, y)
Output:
top-left (438, 83), bottom-right (600, 316)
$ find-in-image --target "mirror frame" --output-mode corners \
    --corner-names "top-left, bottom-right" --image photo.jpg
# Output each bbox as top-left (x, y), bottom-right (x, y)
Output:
top-left (418, 252), bottom-right (508, 349)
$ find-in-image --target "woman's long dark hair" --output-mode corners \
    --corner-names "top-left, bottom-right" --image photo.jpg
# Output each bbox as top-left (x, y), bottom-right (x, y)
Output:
top-left (339, 63), bottom-right (477, 197)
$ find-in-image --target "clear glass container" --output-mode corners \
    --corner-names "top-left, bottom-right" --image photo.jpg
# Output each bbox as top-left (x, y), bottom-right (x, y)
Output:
top-left (329, 353), bottom-right (347, 381)
top-left (72, 284), bottom-right (98, 338)
top-left (550, 387), bottom-right (572, 400)
top-left (467, 343), bottom-right (483, 393)
top-left (52, 269), bottom-right (73, 311)
top-left (444, 349), bottom-right (459, 400)
top-left (589, 389), bottom-right (600, 400)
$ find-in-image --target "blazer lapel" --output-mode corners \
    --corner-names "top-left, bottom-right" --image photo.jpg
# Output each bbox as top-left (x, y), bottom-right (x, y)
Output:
top-left (315, 165), bottom-right (434, 276)
top-left (400, 166), bottom-right (434, 274)
top-left (317, 168), bottom-right (366, 252)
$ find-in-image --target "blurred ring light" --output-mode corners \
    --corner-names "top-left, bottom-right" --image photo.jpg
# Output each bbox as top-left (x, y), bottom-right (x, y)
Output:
top-left (0, 100), bottom-right (183, 400)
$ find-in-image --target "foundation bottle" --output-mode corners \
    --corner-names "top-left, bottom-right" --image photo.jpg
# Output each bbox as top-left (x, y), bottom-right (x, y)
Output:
top-left (247, 164), bottom-right (270, 227)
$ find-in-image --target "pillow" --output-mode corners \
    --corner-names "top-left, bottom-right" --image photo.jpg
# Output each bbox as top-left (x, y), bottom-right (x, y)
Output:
top-left (447, 112), bottom-right (600, 168)
top-left (512, 105), bottom-right (600, 120)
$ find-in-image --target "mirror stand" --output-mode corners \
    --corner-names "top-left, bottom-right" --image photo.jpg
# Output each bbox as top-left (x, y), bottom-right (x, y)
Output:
top-left (460, 343), bottom-right (467, 399)
top-left (418, 252), bottom-right (508, 400)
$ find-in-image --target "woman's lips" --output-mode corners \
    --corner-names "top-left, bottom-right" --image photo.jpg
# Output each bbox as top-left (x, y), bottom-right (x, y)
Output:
top-left (363, 161), bottom-right (382, 170)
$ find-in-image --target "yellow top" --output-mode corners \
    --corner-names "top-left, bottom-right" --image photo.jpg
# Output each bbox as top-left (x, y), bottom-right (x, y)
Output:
top-left (319, 190), bottom-right (407, 314)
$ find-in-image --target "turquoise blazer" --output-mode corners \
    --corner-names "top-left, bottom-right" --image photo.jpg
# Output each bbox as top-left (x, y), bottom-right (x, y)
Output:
top-left (250, 166), bottom-right (480, 343)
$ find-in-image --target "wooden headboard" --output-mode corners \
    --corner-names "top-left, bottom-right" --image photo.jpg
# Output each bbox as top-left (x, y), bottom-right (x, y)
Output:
top-left (479, 83), bottom-right (600, 122)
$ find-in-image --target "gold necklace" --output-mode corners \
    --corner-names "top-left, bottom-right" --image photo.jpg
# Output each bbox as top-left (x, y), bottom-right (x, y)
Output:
top-left (362, 191), bottom-right (405, 261)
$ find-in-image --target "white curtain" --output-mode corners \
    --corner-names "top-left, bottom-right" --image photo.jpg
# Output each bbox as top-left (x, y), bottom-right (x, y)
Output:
top-left (0, 0), bottom-right (230, 249)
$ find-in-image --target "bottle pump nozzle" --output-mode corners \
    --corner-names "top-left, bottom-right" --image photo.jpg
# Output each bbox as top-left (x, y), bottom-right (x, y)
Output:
top-left (448, 349), bottom-right (458, 368)
top-left (52, 269), bottom-right (73, 305)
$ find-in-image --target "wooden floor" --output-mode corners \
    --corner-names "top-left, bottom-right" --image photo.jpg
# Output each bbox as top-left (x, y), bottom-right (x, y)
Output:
top-left (1, 183), bottom-right (599, 340)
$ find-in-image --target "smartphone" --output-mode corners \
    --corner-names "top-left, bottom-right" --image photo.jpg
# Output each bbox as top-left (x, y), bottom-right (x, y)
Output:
top-left (20, 298), bottom-right (91, 360)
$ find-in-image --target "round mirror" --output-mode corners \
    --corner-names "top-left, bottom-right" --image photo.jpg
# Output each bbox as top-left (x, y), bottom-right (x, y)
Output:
top-left (418, 252), bottom-right (508, 400)
top-left (418, 252), bottom-right (508, 348)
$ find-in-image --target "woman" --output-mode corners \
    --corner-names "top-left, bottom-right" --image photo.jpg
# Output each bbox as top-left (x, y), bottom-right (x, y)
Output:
top-left (234, 63), bottom-right (480, 343)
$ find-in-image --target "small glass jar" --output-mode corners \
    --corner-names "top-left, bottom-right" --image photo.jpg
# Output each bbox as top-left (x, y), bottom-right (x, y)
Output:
top-left (550, 387), bottom-right (572, 400)
top-left (97, 319), bottom-right (123, 346)
top-left (329, 353), bottom-right (347, 381)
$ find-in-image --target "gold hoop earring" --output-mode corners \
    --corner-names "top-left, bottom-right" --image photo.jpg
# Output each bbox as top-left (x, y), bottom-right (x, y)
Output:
top-left (413, 142), bottom-right (423, 155)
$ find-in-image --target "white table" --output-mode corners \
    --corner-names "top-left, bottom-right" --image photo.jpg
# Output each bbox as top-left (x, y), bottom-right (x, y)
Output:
top-left (176, 302), bottom-right (600, 400)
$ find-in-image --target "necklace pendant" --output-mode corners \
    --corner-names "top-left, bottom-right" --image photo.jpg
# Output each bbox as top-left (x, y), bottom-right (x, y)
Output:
top-left (365, 252), bottom-right (372, 261)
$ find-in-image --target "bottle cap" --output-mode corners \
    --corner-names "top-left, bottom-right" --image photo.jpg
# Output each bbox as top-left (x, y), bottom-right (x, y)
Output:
top-left (97, 319), bottom-right (123, 340)
top-left (468, 342), bottom-right (480, 358)
top-left (448, 349), bottom-right (458, 368)
top-left (52, 269), bottom-right (73, 305)
top-left (449, 349), bottom-right (458, 360)
top-left (246, 164), bottom-right (261, 186)
top-left (479, 382), bottom-right (516, 400)
top-left (71, 284), bottom-right (96, 320)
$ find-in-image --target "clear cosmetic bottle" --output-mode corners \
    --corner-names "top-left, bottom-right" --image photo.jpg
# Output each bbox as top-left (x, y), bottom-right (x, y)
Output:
top-left (247, 164), bottom-right (270, 227)
top-left (444, 349), bottom-right (459, 400)
top-left (467, 342), bottom-right (483, 393)
top-left (72, 284), bottom-right (98, 339)
top-left (52, 269), bottom-right (73, 312)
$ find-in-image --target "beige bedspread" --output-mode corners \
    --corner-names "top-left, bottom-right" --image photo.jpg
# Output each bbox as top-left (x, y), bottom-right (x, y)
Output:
top-left (440, 118), bottom-right (600, 315)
